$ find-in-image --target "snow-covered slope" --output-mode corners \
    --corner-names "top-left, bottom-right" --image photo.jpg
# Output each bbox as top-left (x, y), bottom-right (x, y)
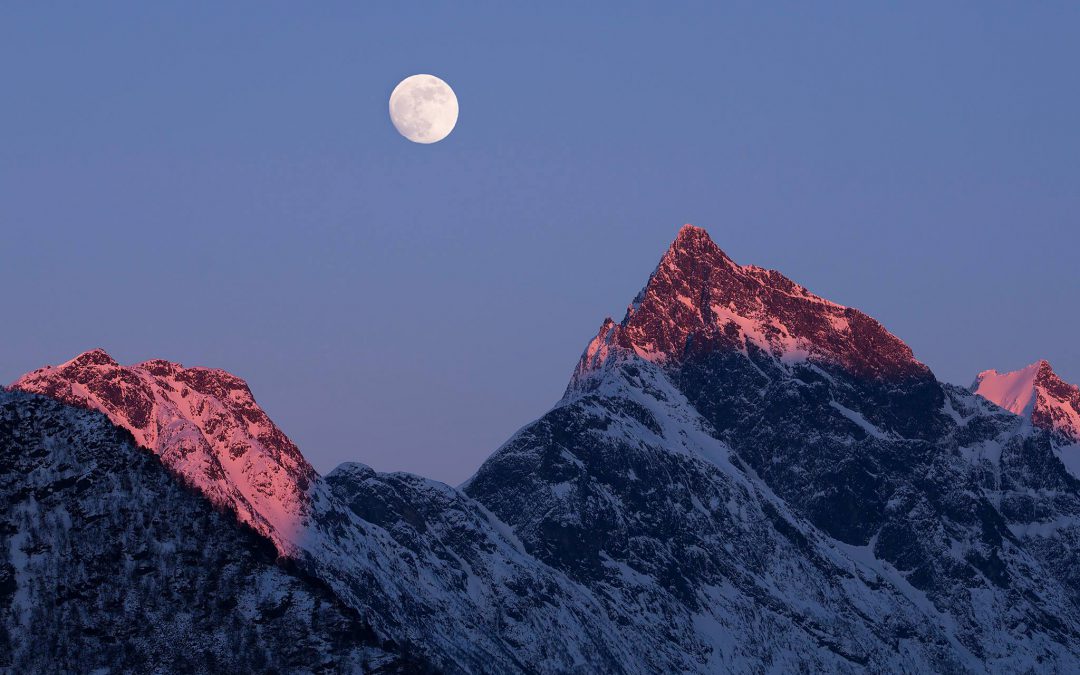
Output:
top-left (972, 362), bottom-right (1044, 417)
top-left (470, 358), bottom-right (976, 672)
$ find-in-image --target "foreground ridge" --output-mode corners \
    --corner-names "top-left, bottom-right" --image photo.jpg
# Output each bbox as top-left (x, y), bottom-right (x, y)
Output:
top-left (0, 390), bottom-right (401, 672)
top-left (12, 349), bottom-right (316, 551)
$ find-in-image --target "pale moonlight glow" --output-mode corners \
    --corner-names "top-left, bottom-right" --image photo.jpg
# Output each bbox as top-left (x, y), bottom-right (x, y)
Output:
top-left (389, 74), bottom-right (459, 144)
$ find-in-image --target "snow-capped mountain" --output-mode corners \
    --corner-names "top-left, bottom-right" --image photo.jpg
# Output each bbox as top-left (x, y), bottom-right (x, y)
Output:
top-left (973, 360), bottom-right (1080, 460)
top-left (6, 224), bottom-right (1080, 672)
top-left (572, 224), bottom-right (928, 384)
top-left (468, 225), bottom-right (1080, 670)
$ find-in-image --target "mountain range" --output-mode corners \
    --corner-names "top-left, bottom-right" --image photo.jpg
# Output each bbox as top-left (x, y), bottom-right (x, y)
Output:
top-left (3, 225), bottom-right (1079, 673)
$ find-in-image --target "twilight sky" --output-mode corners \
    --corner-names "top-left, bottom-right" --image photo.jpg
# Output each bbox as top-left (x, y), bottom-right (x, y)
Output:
top-left (2, 3), bottom-right (1077, 485)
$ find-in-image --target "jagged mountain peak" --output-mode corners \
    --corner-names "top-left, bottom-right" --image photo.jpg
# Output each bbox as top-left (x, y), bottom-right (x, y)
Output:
top-left (972, 361), bottom-right (1045, 416)
top-left (11, 351), bottom-right (316, 550)
top-left (574, 224), bottom-right (929, 390)
top-left (974, 359), bottom-right (1080, 443)
top-left (666, 223), bottom-right (734, 261)
top-left (65, 347), bottom-right (120, 368)
top-left (676, 222), bottom-right (708, 238)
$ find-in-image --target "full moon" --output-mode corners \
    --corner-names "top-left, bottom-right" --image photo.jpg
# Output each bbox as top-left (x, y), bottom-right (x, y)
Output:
top-left (389, 74), bottom-right (459, 144)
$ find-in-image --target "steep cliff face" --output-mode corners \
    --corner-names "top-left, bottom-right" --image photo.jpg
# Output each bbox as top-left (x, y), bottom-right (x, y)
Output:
top-left (468, 359), bottom-right (971, 672)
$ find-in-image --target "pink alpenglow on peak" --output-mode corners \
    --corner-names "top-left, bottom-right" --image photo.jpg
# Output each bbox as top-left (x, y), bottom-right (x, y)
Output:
top-left (974, 360), bottom-right (1080, 444)
top-left (971, 361), bottom-right (1045, 417)
top-left (11, 349), bottom-right (316, 551)
top-left (572, 224), bottom-right (930, 388)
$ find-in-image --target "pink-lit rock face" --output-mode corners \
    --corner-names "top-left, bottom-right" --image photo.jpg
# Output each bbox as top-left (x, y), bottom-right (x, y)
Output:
top-left (573, 224), bottom-right (930, 387)
top-left (974, 360), bottom-right (1080, 444)
top-left (11, 349), bottom-right (316, 551)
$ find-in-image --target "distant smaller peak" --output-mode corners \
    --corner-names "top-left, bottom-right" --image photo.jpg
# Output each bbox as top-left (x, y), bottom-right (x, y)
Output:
top-left (972, 361), bottom-right (1044, 417)
top-left (974, 359), bottom-right (1080, 442)
top-left (326, 462), bottom-right (377, 483)
top-left (66, 348), bottom-right (119, 369)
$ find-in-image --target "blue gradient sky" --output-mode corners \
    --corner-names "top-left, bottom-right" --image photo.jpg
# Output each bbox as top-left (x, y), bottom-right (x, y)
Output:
top-left (2, 3), bottom-right (1077, 484)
